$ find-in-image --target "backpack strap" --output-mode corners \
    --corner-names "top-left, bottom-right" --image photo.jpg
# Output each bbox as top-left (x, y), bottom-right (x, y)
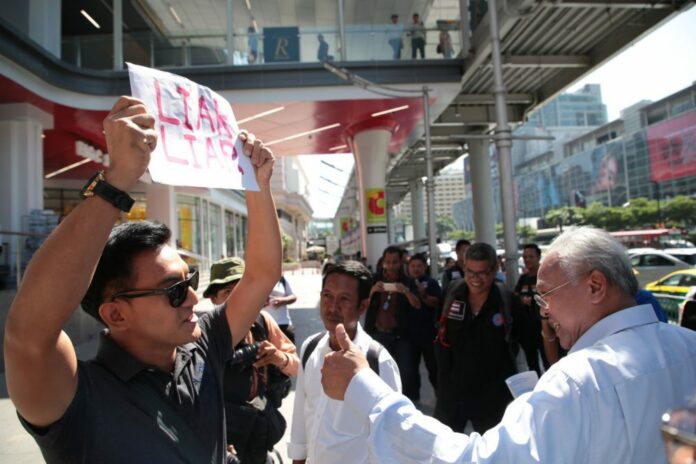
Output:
top-left (301, 332), bottom-right (325, 370)
top-left (494, 281), bottom-right (513, 343)
top-left (250, 312), bottom-right (269, 343)
top-left (301, 331), bottom-right (381, 376)
top-left (366, 340), bottom-right (382, 376)
top-left (494, 281), bottom-right (527, 373)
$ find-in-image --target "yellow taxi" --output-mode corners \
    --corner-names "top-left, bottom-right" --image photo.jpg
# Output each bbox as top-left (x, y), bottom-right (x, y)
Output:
top-left (645, 268), bottom-right (696, 297)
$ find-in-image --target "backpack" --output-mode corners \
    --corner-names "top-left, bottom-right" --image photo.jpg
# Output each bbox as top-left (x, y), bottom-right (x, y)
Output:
top-left (301, 332), bottom-right (382, 375)
top-left (252, 313), bottom-right (292, 407)
top-left (435, 280), bottom-right (526, 373)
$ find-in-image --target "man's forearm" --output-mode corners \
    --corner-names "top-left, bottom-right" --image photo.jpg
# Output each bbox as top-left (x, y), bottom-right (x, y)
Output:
top-left (6, 197), bottom-right (120, 347)
top-left (244, 189), bottom-right (281, 283)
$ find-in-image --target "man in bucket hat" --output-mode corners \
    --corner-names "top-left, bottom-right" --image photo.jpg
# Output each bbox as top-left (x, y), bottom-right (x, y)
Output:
top-left (205, 257), bottom-right (299, 464)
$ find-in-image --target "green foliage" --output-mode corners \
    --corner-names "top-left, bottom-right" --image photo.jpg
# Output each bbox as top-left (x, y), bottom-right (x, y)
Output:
top-left (543, 196), bottom-right (696, 231)
top-left (436, 215), bottom-right (457, 238)
top-left (664, 196), bottom-right (696, 227)
top-left (448, 229), bottom-right (475, 241)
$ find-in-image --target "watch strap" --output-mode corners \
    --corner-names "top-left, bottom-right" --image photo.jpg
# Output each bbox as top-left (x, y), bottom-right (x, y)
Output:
top-left (93, 180), bottom-right (135, 212)
top-left (82, 171), bottom-right (135, 213)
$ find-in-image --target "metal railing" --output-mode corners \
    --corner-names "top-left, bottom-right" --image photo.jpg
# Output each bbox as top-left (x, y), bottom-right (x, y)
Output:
top-left (60, 26), bottom-right (463, 70)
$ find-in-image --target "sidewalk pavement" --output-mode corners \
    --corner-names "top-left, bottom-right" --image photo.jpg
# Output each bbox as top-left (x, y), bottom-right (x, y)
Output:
top-left (0, 269), bottom-right (436, 463)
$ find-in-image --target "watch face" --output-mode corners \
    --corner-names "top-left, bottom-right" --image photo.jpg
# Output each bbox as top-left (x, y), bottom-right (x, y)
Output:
top-left (81, 171), bottom-right (103, 198)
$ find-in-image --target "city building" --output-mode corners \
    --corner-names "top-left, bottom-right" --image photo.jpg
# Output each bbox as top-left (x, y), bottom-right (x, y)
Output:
top-left (454, 82), bottom-right (696, 233)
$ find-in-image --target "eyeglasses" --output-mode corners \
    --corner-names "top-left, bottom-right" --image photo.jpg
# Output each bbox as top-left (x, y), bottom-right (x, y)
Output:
top-left (533, 280), bottom-right (571, 309)
top-left (465, 268), bottom-right (493, 280)
top-left (112, 270), bottom-right (199, 308)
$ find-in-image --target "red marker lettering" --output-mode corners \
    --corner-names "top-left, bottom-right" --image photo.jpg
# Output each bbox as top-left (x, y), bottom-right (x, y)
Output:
top-left (159, 125), bottom-right (188, 165)
top-left (184, 133), bottom-right (202, 168)
top-left (205, 137), bottom-right (223, 169)
top-left (154, 79), bottom-right (180, 126)
top-left (197, 96), bottom-right (215, 133)
top-left (176, 85), bottom-right (193, 131)
top-left (213, 98), bottom-right (233, 139)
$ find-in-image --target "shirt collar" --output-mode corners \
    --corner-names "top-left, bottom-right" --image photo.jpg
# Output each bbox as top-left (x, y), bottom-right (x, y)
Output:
top-left (94, 329), bottom-right (198, 382)
top-left (569, 304), bottom-right (658, 353)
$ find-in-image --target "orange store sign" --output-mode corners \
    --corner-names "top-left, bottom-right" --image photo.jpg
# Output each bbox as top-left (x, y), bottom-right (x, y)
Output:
top-left (365, 188), bottom-right (386, 224)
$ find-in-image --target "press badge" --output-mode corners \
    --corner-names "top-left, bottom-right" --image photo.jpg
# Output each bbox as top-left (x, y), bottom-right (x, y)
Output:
top-left (447, 299), bottom-right (466, 321)
top-left (451, 271), bottom-right (462, 280)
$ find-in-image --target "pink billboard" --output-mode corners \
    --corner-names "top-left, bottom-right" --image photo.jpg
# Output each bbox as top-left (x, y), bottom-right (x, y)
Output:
top-left (647, 111), bottom-right (696, 182)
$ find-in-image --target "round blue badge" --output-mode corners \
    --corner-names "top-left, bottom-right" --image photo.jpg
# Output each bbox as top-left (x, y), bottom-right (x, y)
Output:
top-left (492, 312), bottom-right (504, 327)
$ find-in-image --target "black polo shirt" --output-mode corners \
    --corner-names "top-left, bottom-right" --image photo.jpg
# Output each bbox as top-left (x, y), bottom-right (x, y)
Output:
top-left (19, 305), bottom-right (233, 464)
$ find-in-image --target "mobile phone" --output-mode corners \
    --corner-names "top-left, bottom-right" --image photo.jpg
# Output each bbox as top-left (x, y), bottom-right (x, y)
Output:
top-left (383, 283), bottom-right (398, 292)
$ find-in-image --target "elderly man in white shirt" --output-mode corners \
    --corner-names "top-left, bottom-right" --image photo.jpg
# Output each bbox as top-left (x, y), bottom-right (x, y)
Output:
top-left (288, 261), bottom-right (400, 463)
top-left (321, 227), bottom-right (696, 464)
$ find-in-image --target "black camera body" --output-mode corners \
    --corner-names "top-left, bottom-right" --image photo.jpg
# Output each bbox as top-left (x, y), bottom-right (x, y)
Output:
top-left (230, 341), bottom-right (260, 367)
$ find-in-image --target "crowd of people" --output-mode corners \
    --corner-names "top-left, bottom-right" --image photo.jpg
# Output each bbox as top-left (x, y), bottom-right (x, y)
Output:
top-left (4, 96), bottom-right (695, 464)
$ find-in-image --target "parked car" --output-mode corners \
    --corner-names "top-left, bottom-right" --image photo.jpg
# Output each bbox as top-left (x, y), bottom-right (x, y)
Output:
top-left (645, 269), bottom-right (696, 298)
top-left (628, 248), bottom-right (692, 287)
top-left (664, 248), bottom-right (696, 266)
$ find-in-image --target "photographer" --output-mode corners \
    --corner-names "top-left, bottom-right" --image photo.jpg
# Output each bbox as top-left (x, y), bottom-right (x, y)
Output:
top-left (205, 257), bottom-right (299, 464)
top-left (364, 246), bottom-right (422, 402)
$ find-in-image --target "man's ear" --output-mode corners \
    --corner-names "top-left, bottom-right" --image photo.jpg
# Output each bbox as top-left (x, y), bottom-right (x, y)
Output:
top-left (357, 298), bottom-right (369, 316)
top-left (587, 269), bottom-right (608, 304)
top-left (98, 301), bottom-right (130, 332)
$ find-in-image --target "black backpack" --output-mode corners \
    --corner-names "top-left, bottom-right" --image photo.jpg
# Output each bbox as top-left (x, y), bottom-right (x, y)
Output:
top-left (301, 332), bottom-right (382, 375)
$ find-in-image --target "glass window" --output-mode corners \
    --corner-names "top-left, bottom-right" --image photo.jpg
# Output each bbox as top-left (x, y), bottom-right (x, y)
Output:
top-left (177, 195), bottom-right (200, 254)
top-left (209, 203), bottom-right (222, 260)
top-left (681, 275), bottom-right (696, 287)
top-left (643, 254), bottom-right (674, 267)
top-left (662, 274), bottom-right (684, 286)
top-left (225, 210), bottom-right (237, 257)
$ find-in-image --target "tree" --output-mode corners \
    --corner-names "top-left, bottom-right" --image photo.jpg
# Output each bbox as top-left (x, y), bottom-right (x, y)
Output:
top-left (436, 215), bottom-right (457, 238)
top-left (448, 229), bottom-right (475, 241)
top-left (664, 196), bottom-right (696, 227)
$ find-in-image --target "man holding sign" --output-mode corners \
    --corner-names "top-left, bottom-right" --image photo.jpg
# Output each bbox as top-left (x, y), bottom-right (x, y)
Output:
top-left (4, 95), bottom-right (282, 464)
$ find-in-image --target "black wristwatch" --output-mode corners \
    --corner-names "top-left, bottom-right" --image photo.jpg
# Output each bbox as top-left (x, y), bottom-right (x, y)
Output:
top-left (80, 171), bottom-right (135, 212)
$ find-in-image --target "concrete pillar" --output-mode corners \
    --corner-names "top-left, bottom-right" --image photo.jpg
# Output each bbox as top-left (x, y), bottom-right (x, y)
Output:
top-left (0, 104), bottom-right (53, 279)
top-left (386, 203), bottom-right (396, 244)
top-left (409, 178), bottom-right (425, 240)
top-left (347, 118), bottom-right (397, 270)
top-left (468, 139), bottom-right (497, 246)
top-left (145, 183), bottom-right (179, 246)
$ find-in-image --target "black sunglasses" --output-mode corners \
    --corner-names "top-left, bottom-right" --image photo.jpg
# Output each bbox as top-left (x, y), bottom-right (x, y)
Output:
top-left (111, 270), bottom-right (199, 308)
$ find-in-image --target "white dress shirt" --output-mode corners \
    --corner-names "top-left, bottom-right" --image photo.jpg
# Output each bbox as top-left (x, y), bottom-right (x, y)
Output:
top-left (344, 305), bottom-right (696, 463)
top-left (288, 323), bottom-right (401, 463)
top-left (263, 278), bottom-right (293, 326)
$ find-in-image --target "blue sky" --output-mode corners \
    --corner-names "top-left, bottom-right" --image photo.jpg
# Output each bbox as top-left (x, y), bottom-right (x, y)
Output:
top-left (569, 6), bottom-right (696, 120)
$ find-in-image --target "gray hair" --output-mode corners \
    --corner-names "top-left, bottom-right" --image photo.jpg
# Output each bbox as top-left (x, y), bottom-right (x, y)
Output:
top-left (547, 227), bottom-right (638, 296)
top-left (466, 242), bottom-right (497, 269)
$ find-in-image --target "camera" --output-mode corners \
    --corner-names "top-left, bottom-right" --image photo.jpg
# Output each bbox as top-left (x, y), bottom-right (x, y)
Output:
top-left (230, 341), bottom-right (260, 367)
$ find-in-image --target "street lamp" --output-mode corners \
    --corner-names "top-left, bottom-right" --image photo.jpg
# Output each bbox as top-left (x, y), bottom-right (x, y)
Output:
top-left (323, 62), bottom-right (439, 278)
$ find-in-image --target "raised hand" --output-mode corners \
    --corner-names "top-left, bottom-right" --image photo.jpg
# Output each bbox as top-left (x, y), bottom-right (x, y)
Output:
top-left (103, 96), bottom-right (157, 192)
top-left (321, 323), bottom-right (369, 400)
top-left (238, 131), bottom-right (275, 189)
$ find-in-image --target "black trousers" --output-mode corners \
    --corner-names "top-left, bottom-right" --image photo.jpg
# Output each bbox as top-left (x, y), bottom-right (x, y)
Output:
top-left (372, 330), bottom-right (421, 401)
top-left (434, 384), bottom-right (512, 434)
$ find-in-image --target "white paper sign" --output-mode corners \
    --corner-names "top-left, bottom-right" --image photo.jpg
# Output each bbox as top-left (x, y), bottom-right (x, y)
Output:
top-left (127, 63), bottom-right (258, 191)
